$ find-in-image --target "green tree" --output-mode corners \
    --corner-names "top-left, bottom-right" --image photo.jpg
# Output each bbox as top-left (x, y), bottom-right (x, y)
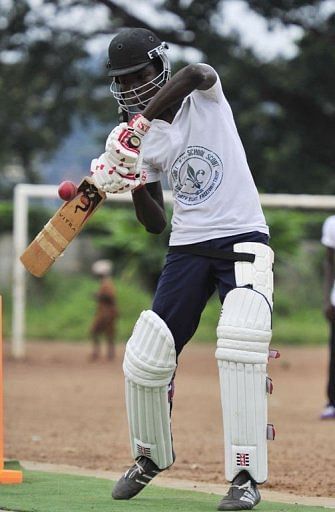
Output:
top-left (230, 1), bottom-right (335, 193)
top-left (0, 0), bottom-right (116, 196)
top-left (1, 0), bottom-right (334, 196)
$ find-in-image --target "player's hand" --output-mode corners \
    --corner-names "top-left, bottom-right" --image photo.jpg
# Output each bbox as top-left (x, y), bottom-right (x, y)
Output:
top-left (105, 114), bottom-right (151, 169)
top-left (90, 152), bottom-right (147, 194)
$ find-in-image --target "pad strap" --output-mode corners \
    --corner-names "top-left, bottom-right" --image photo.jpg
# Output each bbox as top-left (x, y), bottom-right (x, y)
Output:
top-left (168, 244), bottom-right (255, 262)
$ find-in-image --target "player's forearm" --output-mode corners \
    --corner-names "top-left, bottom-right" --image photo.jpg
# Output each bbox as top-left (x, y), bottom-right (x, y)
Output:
top-left (143, 64), bottom-right (215, 121)
top-left (131, 186), bottom-right (167, 234)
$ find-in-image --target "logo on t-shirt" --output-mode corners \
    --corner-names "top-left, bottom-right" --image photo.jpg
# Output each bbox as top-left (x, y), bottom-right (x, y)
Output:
top-left (170, 146), bottom-right (223, 205)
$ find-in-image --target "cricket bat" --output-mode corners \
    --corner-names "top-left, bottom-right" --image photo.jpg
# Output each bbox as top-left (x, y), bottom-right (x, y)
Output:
top-left (20, 177), bottom-right (106, 277)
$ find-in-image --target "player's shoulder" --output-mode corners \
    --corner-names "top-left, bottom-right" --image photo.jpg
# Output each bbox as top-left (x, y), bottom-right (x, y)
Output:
top-left (194, 63), bottom-right (219, 86)
top-left (195, 62), bottom-right (217, 77)
top-left (190, 64), bottom-right (223, 103)
top-left (182, 62), bottom-right (217, 78)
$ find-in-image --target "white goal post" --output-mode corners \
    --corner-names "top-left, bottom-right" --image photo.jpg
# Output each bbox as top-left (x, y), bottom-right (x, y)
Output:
top-left (11, 184), bottom-right (335, 359)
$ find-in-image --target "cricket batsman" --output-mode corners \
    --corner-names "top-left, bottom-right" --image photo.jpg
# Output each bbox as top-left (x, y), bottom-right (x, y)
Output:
top-left (90, 27), bottom-right (276, 511)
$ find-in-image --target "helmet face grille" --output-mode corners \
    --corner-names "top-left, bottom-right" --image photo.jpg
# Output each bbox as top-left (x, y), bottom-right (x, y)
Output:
top-left (107, 29), bottom-right (170, 114)
top-left (110, 51), bottom-right (171, 114)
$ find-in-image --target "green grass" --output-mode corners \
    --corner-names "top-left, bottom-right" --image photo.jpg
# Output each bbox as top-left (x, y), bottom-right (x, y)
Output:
top-left (0, 467), bottom-right (331, 512)
top-left (273, 308), bottom-right (328, 345)
top-left (1, 273), bottom-right (329, 346)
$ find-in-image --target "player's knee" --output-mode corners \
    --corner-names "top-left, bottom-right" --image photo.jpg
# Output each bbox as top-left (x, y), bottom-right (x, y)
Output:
top-left (123, 310), bottom-right (177, 387)
top-left (216, 242), bottom-right (274, 365)
top-left (216, 287), bottom-right (272, 364)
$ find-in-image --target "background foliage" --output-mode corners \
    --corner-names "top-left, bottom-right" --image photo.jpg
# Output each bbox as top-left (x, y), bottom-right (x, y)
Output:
top-left (0, 0), bottom-right (334, 195)
top-left (1, 204), bottom-right (330, 345)
top-left (1, 0), bottom-right (333, 345)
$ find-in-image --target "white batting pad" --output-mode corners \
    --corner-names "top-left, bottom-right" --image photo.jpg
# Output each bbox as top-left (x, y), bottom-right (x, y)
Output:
top-left (216, 287), bottom-right (272, 483)
top-left (123, 310), bottom-right (176, 469)
top-left (234, 242), bottom-right (274, 308)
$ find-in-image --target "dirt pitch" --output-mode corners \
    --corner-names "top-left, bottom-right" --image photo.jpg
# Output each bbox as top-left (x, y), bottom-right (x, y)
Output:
top-left (3, 341), bottom-right (335, 500)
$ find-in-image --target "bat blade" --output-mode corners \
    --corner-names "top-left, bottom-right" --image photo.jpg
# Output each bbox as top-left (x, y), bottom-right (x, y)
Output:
top-left (20, 177), bottom-right (106, 277)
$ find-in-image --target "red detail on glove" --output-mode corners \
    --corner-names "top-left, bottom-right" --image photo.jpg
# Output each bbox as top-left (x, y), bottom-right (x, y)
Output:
top-left (124, 173), bottom-right (137, 181)
top-left (128, 113), bottom-right (150, 134)
top-left (117, 114), bottom-right (150, 155)
top-left (118, 129), bottom-right (140, 154)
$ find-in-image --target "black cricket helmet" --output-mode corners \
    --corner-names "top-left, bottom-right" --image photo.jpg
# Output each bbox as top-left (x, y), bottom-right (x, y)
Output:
top-left (107, 28), bottom-right (171, 114)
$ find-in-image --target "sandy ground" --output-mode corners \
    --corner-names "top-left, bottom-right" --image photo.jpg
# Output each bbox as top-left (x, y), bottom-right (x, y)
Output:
top-left (3, 340), bottom-right (335, 500)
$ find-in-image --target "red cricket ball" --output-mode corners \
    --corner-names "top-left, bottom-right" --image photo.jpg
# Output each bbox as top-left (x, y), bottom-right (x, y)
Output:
top-left (58, 181), bottom-right (78, 201)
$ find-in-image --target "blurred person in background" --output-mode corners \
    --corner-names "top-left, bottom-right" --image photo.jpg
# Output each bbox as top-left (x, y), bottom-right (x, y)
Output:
top-left (90, 259), bottom-right (118, 361)
top-left (320, 216), bottom-right (335, 419)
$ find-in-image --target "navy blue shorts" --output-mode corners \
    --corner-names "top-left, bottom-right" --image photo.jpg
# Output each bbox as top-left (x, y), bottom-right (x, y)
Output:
top-left (152, 231), bottom-right (269, 357)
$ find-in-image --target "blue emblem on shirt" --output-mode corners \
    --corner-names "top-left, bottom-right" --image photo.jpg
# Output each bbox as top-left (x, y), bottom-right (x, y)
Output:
top-left (170, 146), bottom-right (223, 205)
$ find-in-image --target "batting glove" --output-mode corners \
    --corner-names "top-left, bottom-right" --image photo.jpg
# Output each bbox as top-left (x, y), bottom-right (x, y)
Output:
top-left (90, 152), bottom-right (147, 194)
top-left (105, 114), bottom-right (151, 170)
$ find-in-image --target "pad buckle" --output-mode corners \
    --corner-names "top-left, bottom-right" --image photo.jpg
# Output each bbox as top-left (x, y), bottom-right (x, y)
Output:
top-left (268, 349), bottom-right (280, 360)
top-left (266, 376), bottom-right (273, 394)
top-left (267, 423), bottom-right (276, 440)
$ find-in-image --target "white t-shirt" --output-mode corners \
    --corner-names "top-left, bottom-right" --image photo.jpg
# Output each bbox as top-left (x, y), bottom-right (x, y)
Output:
top-left (141, 67), bottom-right (269, 245)
top-left (321, 215), bottom-right (335, 305)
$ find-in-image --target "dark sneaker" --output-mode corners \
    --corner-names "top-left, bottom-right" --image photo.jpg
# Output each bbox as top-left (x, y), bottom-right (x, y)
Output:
top-left (112, 456), bottom-right (162, 500)
top-left (217, 471), bottom-right (261, 511)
